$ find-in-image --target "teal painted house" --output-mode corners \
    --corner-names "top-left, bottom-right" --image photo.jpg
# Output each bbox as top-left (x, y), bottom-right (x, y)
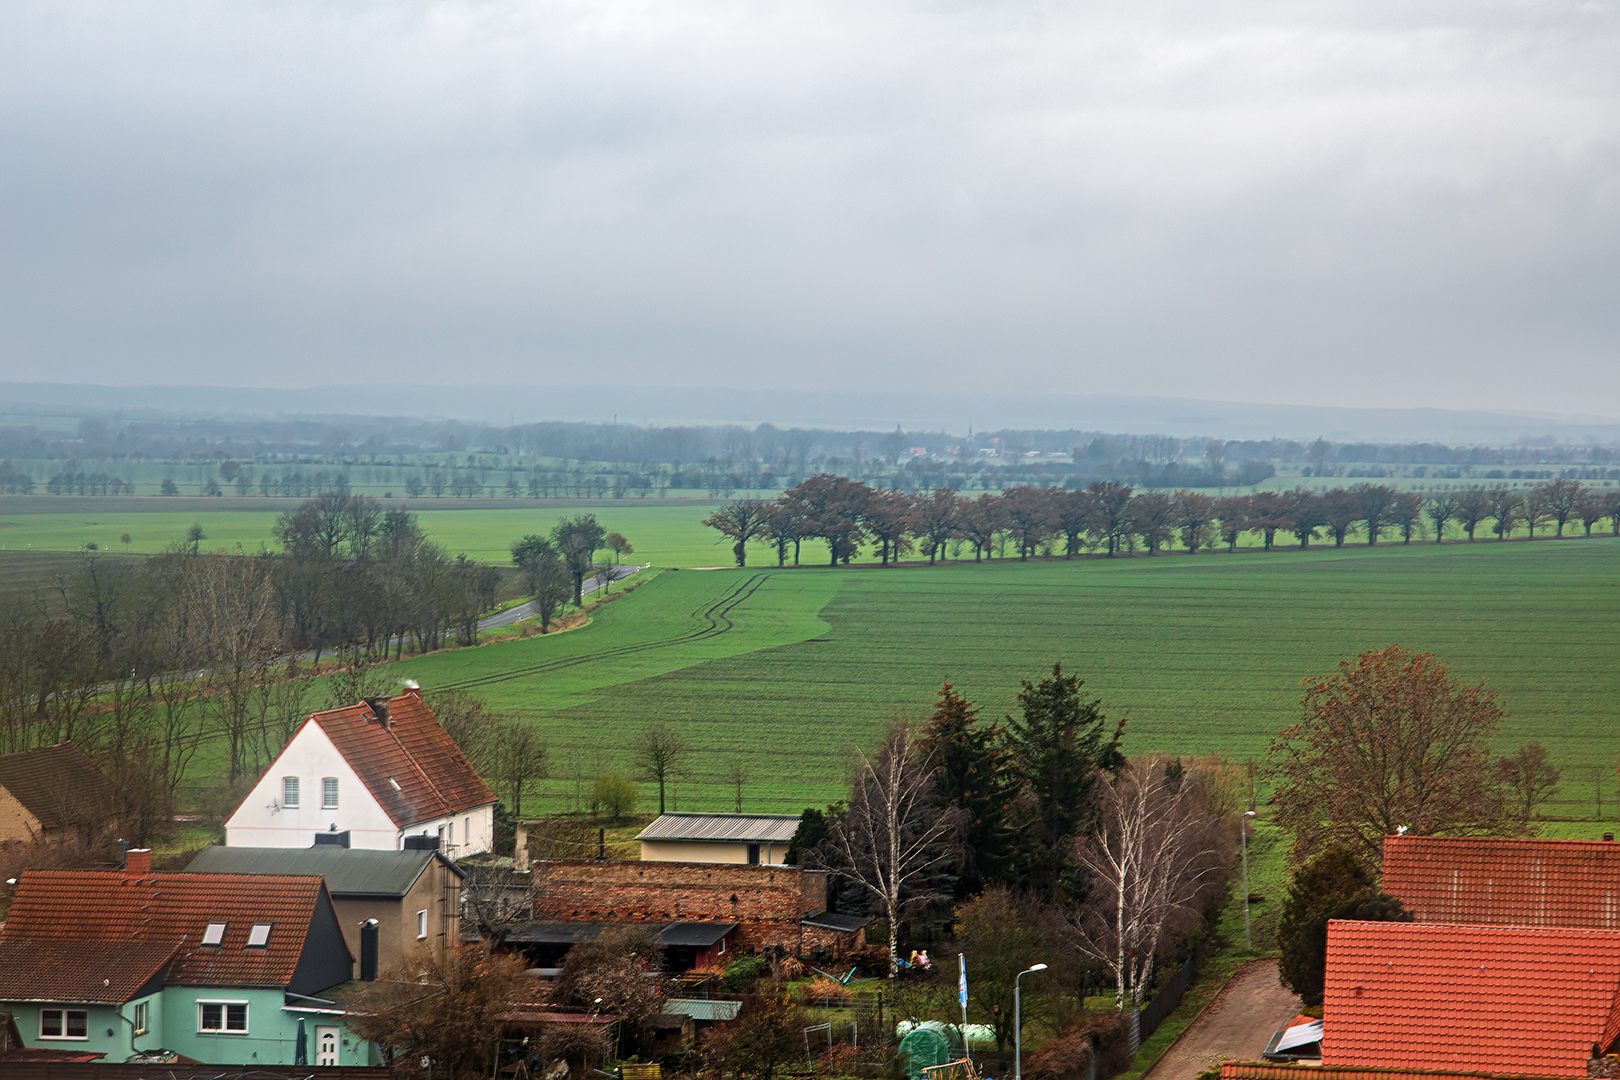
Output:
top-left (0, 849), bottom-right (372, 1065)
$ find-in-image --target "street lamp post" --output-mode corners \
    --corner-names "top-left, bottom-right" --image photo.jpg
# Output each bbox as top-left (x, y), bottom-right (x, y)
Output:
top-left (1014, 963), bottom-right (1048, 1080)
top-left (1242, 810), bottom-right (1257, 950)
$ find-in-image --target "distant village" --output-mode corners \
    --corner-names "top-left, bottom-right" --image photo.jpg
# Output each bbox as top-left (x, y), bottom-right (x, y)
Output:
top-left (2, 684), bottom-right (1616, 1080)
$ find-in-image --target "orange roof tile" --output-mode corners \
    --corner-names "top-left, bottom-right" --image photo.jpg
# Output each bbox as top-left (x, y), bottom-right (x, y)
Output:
top-left (292, 692), bottom-right (494, 829)
top-left (1382, 836), bottom-right (1620, 930)
top-left (1222, 1063), bottom-right (1573, 1080)
top-left (0, 939), bottom-right (176, 1003)
top-left (0, 870), bottom-right (345, 988)
top-left (1323, 920), bottom-right (1620, 1076)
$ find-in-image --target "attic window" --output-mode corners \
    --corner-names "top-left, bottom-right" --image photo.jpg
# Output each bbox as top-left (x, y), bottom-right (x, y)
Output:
top-left (203, 922), bottom-right (227, 946)
top-left (247, 923), bottom-right (272, 947)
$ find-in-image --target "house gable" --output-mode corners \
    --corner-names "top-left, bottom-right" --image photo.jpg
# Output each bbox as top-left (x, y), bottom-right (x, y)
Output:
top-left (288, 886), bottom-right (354, 996)
top-left (225, 721), bottom-right (398, 850)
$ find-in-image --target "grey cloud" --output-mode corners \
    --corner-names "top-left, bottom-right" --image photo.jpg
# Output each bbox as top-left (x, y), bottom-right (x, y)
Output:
top-left (0, 0), bottom-right (1617, 418)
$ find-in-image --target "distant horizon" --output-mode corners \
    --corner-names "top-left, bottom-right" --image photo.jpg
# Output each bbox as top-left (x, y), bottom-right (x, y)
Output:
top-left (3, 381), bottom-right (1618, 447)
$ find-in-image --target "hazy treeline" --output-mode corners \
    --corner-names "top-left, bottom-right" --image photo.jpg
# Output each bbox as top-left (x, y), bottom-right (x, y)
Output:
top-left (4, 414), bottom-right (1618, 483)
top-left (707, 475), bottom-right (1620, 566)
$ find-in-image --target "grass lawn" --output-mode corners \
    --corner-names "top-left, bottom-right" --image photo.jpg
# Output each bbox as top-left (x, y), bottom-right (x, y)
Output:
top-left (257, 537), bottom-right (1620, 817)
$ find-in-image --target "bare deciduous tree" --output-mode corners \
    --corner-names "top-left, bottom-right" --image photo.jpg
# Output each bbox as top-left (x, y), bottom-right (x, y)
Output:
top-left (632, 722), bottom-right (689, 816)
top-left (823, 720), bottom-right (966, 977)
top-left (488, 720), bottom-right (549, 819)
top-left (1067, 758), bottom-right (1229, 1010)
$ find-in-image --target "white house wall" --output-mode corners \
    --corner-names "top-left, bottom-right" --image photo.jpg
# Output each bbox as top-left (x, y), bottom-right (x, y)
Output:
top-left (225, 723), bottom-right (398, 850)
top-left (400, 804), bottom-right (494, 858)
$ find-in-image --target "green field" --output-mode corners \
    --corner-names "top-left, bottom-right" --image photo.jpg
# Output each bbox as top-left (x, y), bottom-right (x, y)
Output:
top-left (360, 539), bottom-right (1620, 817)
top-left (0, 496), bottom-right (804, 568)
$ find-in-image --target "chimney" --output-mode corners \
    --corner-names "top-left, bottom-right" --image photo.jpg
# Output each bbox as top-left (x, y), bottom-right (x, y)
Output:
top-left (314, 830), bottom-right (352, 848)
top-left (125, 848), bottom-right (152, 875)
top-left (359, 919), bottom-right (379, 981)
top-left (1605, 834), bottom-right (1614, 843)
top-left (364, 697), bottom-right (391, 729)
top-left (401, 680), bottom-right (422, 699)
top-left (403, 834), bottom-right (440, 851)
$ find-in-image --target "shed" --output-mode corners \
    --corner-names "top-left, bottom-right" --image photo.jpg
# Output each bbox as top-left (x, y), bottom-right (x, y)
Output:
top-left (636, 813), bottom-right (800, 865)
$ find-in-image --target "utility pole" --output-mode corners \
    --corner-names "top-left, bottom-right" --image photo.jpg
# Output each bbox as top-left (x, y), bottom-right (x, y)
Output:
top-left (1242, 810), bottom-right (1257, 950)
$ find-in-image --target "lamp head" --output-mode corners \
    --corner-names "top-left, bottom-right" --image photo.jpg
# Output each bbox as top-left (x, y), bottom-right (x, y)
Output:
top-left (1027, 963), bottom-right (1048, 973)
top-left (1243, 810), bottom-right (1256, 818)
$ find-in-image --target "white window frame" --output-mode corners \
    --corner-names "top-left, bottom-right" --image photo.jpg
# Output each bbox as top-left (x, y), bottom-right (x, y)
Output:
top-left (282, 776), bottom-right (300, 808)
top-left (132, 1000), bottom-right (149, 1035)
top-left (322, 777), bottom-right (339, 809)
top-left (198, 999), bottom-right (249, 1034)
top-left (39, 1008), bottom-right (88, 1040)
top-left (417, 909), bottom-right (428, 939)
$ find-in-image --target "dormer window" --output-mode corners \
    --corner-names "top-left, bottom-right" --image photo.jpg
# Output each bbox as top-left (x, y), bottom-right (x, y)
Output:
top-left (247, 923), bottom-right (272, 947)
top-left (202, 922), bottom-right (227, 946)
top-left (282, 777), bottom-right (300, 808)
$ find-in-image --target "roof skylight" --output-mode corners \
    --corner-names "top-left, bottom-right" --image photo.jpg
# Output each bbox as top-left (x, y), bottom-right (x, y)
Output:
top-left (246, 923), bottom-right (272, 947)
top-left (202, 922), bottom-right (226, 946)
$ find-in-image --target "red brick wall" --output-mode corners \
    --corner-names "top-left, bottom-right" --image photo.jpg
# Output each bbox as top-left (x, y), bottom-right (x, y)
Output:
top-left (530, 860), bottom-right (828, 952)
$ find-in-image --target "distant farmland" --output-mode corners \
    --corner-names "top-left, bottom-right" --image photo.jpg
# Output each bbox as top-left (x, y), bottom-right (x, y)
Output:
top-left (380, 539), bottom-right (1620, 817)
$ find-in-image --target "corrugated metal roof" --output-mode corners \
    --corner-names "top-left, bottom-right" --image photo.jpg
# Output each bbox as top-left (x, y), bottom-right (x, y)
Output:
top-left (660, 922), bottom-right (737, 947)
top-left (665, 998), bottom-right (741, 1021)
top-left (1323, 919), bottom-right (1620, 1076)
top-left (802, 911), bottom-right (869, 933)
top-left (636, 813), bottom-right (800, 844)
top-left (183, 845), bottom-right (457, 896)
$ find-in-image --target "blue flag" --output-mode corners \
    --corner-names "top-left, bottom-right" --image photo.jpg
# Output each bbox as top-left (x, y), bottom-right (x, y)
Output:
top-left (959, 952), bottom-right (968, 1008)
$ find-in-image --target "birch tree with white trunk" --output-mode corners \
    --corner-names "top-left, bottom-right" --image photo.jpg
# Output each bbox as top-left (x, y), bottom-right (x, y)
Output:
top-left (824, 720), bottom-right (965, 978)
top-left (1068, 759), bottom-right (1229, 1010)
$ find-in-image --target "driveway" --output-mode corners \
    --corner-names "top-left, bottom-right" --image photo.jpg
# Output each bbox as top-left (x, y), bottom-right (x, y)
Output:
top-left (1144, 959), bottom-right (1302, 1080)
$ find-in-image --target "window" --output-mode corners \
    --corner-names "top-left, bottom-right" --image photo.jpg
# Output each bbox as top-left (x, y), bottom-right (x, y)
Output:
top-left (463, 817), bottom-right (469, 845)
top-left (322, 777), bottom-right (339, 808)
top-left (133, 1001), bottom-right (149, 1035)
top-left (202, 921), bottom-right (227, 946)
top-left (417, 909), bottom-right (428, 939)
top-left (39, 1009), bottom-right (87, 1040)
top-left (438, 824), bottom-right (448, 849)
top-left (247, 922), bottom-right (272, 947)
top-left (282, 776), bottom-right (300, 808)
top-left (198, 1001), bottom-right (248, 1033)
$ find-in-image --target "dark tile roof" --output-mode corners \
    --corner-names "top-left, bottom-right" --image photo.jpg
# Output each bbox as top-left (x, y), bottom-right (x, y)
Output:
top-left (0, 939), bottom-right (176, 1004)
top-left (1323, 919), bottom-right (1620, 1076)
top-left (0, 869), bottom-right (345, 988)
top-left (659, 921), bottom-right (738, 948)
top-left (1382, 835), bottom-right (1620, 929)
top-left (183, 845), bottom-right (460, 897)
top-left (302, 692), bottom-right (495, 829)
top-left (0, 742), bottom-right (112, 829)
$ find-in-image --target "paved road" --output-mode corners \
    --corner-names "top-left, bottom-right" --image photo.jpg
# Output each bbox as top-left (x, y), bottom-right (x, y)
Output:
top-left (479, 564), bottom-right (643, 630)
top-left (1144, 959), bottom-right (1302, 1080)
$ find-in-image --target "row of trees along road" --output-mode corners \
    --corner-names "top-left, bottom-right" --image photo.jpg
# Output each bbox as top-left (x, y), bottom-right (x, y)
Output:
top-left (792, 667), bottom-right (1237, 1044)
top-left (705, 474), bottom-right (1620, 565)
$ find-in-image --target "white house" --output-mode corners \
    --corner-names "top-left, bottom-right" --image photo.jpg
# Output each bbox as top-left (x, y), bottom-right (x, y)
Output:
top-left (225, 688), bottom-right (497, 857)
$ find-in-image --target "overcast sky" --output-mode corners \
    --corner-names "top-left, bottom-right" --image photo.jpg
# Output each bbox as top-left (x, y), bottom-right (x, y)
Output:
top-left (2, 1), bottom-right (1618, 418)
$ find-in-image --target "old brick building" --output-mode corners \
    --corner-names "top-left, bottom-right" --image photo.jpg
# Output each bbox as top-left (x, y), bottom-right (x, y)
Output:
top-left (528, 859), bottom-right (833, 954)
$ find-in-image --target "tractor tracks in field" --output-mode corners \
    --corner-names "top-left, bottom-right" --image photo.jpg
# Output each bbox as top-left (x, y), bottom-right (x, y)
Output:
top-left (431, 571), bottom-right (774, 694)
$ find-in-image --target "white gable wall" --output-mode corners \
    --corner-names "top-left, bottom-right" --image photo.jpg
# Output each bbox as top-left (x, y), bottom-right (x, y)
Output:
top-left (399, 804), bottom-right (495, 859)
top-left (225, 722), bottom-right (398, 849)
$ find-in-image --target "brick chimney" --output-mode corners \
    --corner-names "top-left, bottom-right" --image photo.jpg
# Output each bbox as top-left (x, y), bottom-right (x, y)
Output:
top-left (126, 848), bottom-right (152, 875)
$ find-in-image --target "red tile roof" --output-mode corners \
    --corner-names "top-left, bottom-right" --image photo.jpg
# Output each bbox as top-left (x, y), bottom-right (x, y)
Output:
top-left (1323, 919), bottom-right (1620, 1076)
top-left (1223, 1063), bottom-right (1573, 1080)
top-left (0, 870), bottom-right (346, 988)
top-left (0, 742), bottom-right (112, 830)
top-left (1382, 836), bottom-right (1620, 930)
top-left (0, 938), bottom-right (176, 1003)
top-left (283, 692), bottom-right (495, 829)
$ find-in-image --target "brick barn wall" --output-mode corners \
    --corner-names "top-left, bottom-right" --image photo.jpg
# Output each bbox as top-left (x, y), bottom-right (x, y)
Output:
top-left (530, 860), bottom-right (828, 952)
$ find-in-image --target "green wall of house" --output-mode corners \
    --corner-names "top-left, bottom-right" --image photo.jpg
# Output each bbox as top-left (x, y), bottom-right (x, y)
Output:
top-left (4, 988), bottom-right (369, 1066)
